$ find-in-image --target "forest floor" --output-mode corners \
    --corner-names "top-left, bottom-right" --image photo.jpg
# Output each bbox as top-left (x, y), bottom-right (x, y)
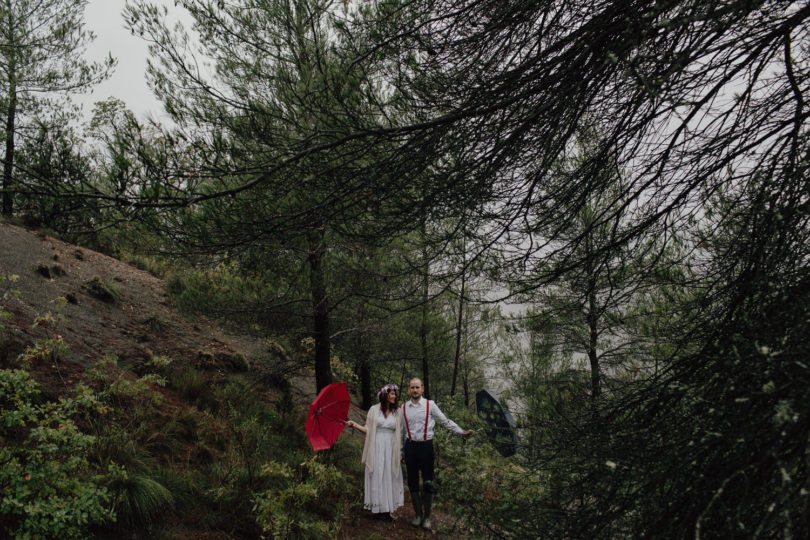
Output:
top-left (0, 221), bottom-right (469, 539)
top-left (338, 489), bottom-right (474, 539)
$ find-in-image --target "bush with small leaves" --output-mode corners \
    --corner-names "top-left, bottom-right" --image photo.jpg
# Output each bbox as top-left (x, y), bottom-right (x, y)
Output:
top-left (252, 456), bottom-right (350, 539)
top-left (0, 369), bottom-right (113, 538)
top-left (86, 355), bottom-right (167, 413)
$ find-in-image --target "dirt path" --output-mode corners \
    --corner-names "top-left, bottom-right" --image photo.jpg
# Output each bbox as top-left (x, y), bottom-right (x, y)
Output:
top-left (337, 421), bottom-right (473, 539)
top-left (339, 489), bottom-right (472, 539)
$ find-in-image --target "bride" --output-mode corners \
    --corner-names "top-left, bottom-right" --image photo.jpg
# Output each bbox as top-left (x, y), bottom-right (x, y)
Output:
top-left (346, 384), bottom-right (405, 518)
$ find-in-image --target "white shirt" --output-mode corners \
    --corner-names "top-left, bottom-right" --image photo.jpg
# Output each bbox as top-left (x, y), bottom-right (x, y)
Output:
top-left (401, 397), bottom-right (464, 441)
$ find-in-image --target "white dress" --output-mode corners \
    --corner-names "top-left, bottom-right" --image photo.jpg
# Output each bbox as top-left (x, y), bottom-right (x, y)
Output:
top-left (364, 411), bottom-right (405, 513)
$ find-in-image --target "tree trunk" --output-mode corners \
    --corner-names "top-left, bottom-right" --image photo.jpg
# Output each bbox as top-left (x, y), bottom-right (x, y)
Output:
top-left (451, 268), bottom-right (465, 397)
top-left (2, 15), bottom-right (16, 218)
top-left (587, 290), bottom-right (600, 400)
top-left (462, 370), bottom-right (470, 408)
top-left (308, 227), bottom-right (331, 393)
top-left (359, 353), bottom-right (371, 409)
top-left (356, 300), bottom-right (372, 409)
top-left (420, 244), bottom-right (430, 399)
top-left (462, 304), bottom-right (471, 407)
top-left (585, 235), bottom-right (600, 401)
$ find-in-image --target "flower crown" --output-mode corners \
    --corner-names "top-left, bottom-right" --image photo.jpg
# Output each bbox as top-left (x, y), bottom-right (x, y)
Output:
top-left (378, 383), bottom-right (399, 397)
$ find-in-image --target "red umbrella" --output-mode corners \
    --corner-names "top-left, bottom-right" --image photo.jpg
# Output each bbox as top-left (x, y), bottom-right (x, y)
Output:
top-left (305, 382), bottom-right (351, 451)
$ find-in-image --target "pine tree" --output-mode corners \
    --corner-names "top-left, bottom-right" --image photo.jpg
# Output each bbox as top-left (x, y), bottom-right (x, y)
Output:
top-left (0, 0), bottom-right (114, 216)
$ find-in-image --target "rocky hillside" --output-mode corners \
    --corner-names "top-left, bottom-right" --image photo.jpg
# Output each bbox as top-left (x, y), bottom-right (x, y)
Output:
top-left (0, 222), bottom-right (265, 374)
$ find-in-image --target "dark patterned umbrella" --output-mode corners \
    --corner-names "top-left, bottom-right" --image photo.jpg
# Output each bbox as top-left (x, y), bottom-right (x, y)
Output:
top-left (476, 389), bottom-right (518, 457)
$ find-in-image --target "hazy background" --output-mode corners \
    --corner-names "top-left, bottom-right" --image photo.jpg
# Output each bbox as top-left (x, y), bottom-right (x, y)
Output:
top-left (79, 0), bottom-right (185, 120)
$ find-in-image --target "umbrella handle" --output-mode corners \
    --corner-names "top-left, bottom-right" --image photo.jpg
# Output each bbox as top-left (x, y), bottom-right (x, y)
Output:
top-left (316, 409), bottom-right (346, 424)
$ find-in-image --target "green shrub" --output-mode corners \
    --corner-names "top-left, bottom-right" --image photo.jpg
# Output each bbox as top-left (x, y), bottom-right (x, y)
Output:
top-left (252, 456), bottom-right (351, 539)
top-left (0, 369), bottom-right (113, 538)
top-left (86, 354), bottom-right (167, 412)
top-left (124, 253), bottom-right (170, 278)
top-left (16, 334), bottom-right (70, 368)
top-left (320, 435), bottom-right (365, 479)
top-left (166, 273), bottom-right (186, 296)
top-left (164, 264), bottom-right (283, 321)
top-left (0, 274), bottom-right (19, 357)
top-left (214, 381), bottom-right (266, 417)
top-left (437, 431), bottom-right (534, 535)
top-left (90, 423), bottom-right (145, 470)
top-left (329, 354), bottom-right (358, 392)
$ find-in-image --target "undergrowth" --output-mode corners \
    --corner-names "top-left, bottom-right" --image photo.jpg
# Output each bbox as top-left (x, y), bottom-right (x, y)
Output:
top-left (0, 282), bottom-right (360, 539)
top-left (165, 263), bottom-right (287, 327)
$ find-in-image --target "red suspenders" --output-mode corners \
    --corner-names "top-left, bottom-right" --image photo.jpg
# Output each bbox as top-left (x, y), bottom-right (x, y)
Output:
top-left (424, 400), bottom-right (429, 439)
top-left (403, 399), bottom-right (429, 440)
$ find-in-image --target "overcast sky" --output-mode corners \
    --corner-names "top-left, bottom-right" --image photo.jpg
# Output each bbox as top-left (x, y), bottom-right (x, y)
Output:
top-left (79, 0), bottom-right (184, 121)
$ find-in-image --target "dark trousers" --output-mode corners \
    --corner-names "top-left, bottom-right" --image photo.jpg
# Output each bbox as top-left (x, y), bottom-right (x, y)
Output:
top-left (404, 439), bottom-right (435, 493)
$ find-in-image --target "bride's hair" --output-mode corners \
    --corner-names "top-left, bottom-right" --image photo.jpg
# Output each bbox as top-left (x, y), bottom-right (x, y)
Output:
top-left (378, 383), bottom-right (399, 414)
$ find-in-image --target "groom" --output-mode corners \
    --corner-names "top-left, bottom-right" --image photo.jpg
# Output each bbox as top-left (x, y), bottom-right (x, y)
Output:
top-left (400, 377), bottom-right (473, 530)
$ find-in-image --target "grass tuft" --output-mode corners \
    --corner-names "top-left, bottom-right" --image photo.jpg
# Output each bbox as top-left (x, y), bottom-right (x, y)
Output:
top-left (171, 367), bottom-right (209, 403)
top-left (111, 474), bottom-right (174, 530)
top-left (35, 262), bottom-right (51, 278)
top-left (143, 314), bottom-right (168, 333)
top-left (86, 275), bottom-right (119, 303)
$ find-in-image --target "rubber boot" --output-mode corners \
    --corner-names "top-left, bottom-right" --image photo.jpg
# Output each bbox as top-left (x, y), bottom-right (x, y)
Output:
top-left (422, 490), bottom-right (434, 530)
top-left (410, 490), bottom-right (422, 527)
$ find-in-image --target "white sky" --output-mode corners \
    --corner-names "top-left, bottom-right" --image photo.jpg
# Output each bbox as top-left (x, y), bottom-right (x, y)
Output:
top-left (78, 0), bottom-right (185, 122)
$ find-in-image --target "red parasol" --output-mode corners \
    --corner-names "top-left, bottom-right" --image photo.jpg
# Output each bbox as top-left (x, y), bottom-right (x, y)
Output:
top-left (305, 382), bottom-right (351, 451)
